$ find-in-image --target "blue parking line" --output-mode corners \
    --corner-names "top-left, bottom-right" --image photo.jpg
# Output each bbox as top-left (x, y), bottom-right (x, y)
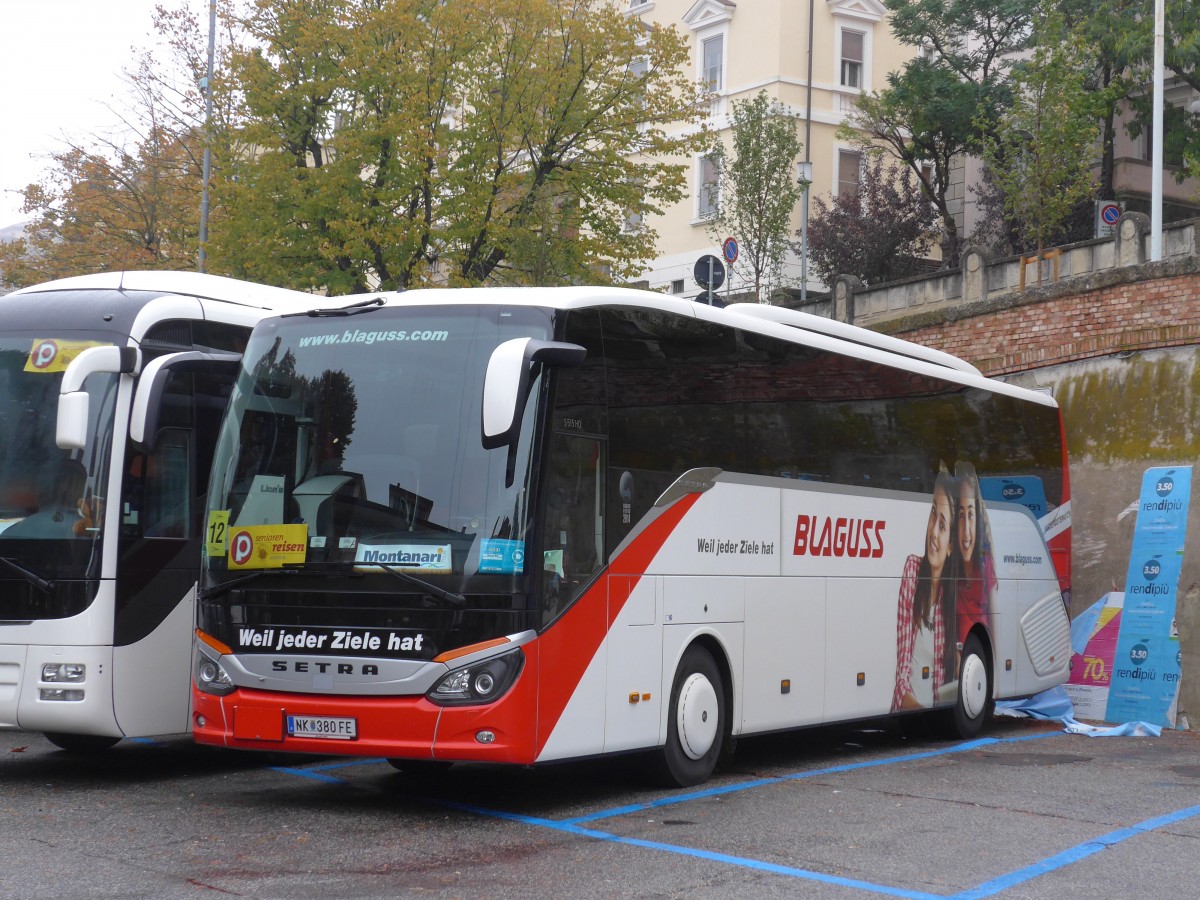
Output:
top-left (264, 730), bottom-right (1194, 897)
top-left (266, 765), bottom-right (349, 784)
top-left (949, 803), bottom-right (1200, 899)
top-left (438, 799), bottom-right (944, 900)
top-left (265, 756), bottom-right (385, 783)
top-left (564, 733), bottom-right (1057, 825)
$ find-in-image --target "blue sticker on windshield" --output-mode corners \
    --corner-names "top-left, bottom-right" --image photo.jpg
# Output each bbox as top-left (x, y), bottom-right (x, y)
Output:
top-left (479, 538), bottom-right (526, 574)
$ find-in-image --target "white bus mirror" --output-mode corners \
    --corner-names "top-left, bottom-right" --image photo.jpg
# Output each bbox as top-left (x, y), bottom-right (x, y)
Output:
top-left (56, 392), bottom-right (92, 450)
top-left (130, 351), bottom-right (240, 452)
top-left (481, 338), bottom-right (586, 451)
top-left (55, 346), bottom-right (141, 450)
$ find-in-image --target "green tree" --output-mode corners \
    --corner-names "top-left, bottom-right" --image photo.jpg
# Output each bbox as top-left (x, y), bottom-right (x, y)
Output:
top-left (978, 8), bottom-right (1102, 257)
top-left (211, 0), bottom-right (709, 293)
top-left (704, 92), bottom-right (803, 302)
top-left (843, 0), bottom-right (1038, 267)
top-left (1107, 0), bottom-right (1200, 182)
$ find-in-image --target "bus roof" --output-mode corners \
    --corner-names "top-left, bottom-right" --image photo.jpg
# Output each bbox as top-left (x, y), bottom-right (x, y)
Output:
top-left (10, 271), bottom-right (318, 313)
top-left (311, 286), bottom-right (1054, 409)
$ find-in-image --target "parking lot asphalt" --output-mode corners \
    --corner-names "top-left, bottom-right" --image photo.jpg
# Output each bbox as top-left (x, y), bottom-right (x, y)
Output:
top-left (2, 717), bottom-right (1199, 899)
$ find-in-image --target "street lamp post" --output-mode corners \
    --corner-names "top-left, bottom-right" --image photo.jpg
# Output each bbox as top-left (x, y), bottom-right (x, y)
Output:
top-left (198, 0), bottom-right (217, 273)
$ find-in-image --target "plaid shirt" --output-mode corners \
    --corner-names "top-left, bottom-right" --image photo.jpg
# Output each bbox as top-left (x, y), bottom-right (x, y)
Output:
top-left (892, 554), bottom-right (946, 711)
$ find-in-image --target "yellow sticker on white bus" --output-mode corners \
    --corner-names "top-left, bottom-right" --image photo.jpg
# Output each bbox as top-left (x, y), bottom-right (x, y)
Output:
top-left (206, 510), bottom-right (230, 558)
top-left (227, 524), bottom-right (309, 570)
top-left (24, 339), bottom-right (109, 373)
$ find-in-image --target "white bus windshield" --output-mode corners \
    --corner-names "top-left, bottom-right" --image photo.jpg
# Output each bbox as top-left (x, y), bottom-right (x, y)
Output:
top-left (203, 305), bottom-right (553, 592)
top-left (0, 335), bottom-right (118, 617)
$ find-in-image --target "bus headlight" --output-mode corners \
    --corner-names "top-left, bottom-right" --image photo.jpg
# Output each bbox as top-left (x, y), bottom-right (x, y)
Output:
top-left (42, 663), bottom-right (86, 682)
top-left (428, 649), bottom-right (523, 706)
top-left (194, 651), bottom-right (235, 696)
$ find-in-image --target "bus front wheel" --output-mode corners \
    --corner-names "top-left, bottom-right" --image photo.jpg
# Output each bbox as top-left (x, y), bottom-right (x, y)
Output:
top-left (43, 733), bottom-right (121, 754)
top-left (655, 645), bottom-right (725, 788)
top-left (948, 634), bottom-right (993, 739)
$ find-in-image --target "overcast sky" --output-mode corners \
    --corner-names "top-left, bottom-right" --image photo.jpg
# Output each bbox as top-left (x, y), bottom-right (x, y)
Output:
top-left (1, 1), bottom-right (165, 229)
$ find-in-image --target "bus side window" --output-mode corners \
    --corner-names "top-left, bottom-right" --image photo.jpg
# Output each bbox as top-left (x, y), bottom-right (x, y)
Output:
top-left (541, 432), bottom-right (604, 622)
top-left (124, 430), bottom-right (192, 539)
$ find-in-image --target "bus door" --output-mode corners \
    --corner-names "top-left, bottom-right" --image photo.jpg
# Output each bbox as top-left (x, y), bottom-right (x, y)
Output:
top-left (112, 367), bottom-right (233, 734)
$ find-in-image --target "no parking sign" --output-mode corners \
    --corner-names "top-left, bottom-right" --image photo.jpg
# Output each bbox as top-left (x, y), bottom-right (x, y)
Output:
top-left (1095, 200), bottom-right (1122, 238)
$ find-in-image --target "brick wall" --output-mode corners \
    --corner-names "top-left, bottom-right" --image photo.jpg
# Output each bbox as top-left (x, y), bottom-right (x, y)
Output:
top-left (890, 269), bottom-right (1200, 377)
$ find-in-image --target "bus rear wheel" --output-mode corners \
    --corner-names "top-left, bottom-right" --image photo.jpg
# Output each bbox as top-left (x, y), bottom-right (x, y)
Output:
top-left (946, 634), bottom-right (993, 739)
top-left (655, 645), bottom-right (725, 788)
top-left (43, 733), bottom-right (121, 754)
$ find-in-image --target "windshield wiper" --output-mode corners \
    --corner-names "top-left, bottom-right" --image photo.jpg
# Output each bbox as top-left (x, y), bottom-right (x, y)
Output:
top-left (198, 566), bottom-right (362, 601)
top-left (0, 556), bottom-right (55, 594)
top-left (291, 296), bottom-right (387, 318)
top-left (369, 563), bottom-right (466, 608)
top-left (198, 559), bottom-right (464, 608)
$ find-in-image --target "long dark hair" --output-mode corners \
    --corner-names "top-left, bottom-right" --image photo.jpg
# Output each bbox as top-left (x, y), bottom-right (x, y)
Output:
top-left (914, 470), bottom-right (957, 630)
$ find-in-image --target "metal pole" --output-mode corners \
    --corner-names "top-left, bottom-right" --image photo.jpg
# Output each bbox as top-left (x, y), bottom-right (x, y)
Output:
top-left (802, 0), bottom-right (815, 303)
top-left (1150, 0), bottom-right (1164, 261)
top-left (708, 256), bottom-right (715, 304)
top-left (199, 0), bottom-right (217, 273)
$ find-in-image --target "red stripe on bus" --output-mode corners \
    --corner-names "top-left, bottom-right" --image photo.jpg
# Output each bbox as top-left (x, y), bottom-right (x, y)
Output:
top-left (533, 492), bottom-right (702, 757)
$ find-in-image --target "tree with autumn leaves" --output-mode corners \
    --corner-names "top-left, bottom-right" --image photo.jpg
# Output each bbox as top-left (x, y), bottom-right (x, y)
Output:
top-left (214, 0), bottom-right (707, 293)
top-left (3, 0), bottom-right (708, 293)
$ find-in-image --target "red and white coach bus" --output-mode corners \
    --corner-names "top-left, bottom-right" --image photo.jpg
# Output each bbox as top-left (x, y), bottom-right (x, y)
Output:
top-left (192, 288), bottom-right (1071, 786)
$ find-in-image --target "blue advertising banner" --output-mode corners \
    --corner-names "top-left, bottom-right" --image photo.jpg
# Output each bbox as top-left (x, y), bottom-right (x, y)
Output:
top-left (979, 476), bottom-right (1047, 519)
top-left (1105, 467), bottom-right (1191, 727)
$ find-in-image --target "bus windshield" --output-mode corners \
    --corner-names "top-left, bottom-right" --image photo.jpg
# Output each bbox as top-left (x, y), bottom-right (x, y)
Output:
top-left (0, 335), bottom-right (119, 616)
top-left (203, 305), bottom-right (552, 597)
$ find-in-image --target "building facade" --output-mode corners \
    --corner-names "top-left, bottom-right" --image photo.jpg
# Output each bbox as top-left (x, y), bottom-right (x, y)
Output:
top-left (627, 0), bottom-right (917, 299)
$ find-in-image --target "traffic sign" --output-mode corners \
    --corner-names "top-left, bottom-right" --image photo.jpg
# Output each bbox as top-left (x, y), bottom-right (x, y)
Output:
top-left (694, 254), bottom-right (725, 290)
top-left (722, 237), bottom-right (739, 264)
top-left (694, 290), bottom-right (724, 307)
top-left (1095, 199), bottom-right (1123, 238)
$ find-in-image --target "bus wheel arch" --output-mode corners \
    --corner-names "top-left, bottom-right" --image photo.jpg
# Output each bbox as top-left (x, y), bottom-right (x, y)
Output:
top-left (655, 638), bottom-right (733, 788)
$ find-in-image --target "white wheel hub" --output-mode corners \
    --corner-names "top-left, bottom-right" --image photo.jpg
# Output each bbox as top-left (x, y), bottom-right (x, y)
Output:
top-left (676, 672), bottom-right (719, 760)
top-left (960, 653), bottom-right (988, 720)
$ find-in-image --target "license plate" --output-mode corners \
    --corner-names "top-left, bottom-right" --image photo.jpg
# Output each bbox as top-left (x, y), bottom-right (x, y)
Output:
top-left (286, 714), bottom-right (357, 740)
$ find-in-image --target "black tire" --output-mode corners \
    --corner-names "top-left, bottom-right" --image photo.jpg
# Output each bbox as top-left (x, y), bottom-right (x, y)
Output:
top-left (43, 732), bottom-right (121, 754)
top-left (946, 633), bottom-right (994, 739)
top-left (386, 758), bottom-right (454, 775)
top-left (655, 644), bottom-right (725, 788)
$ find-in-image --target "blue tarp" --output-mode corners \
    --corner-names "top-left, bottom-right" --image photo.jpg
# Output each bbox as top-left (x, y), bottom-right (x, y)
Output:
top-left (995, 685), bottom-right (1162, 737)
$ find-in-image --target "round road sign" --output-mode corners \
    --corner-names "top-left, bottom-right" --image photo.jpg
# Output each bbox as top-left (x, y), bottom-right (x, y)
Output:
top-left (722, 237), bottom-right (739, 264)
top-left (1100, 203), bottom-right (1121, 226)
top-left (694, 254), bottom-right (726, 290)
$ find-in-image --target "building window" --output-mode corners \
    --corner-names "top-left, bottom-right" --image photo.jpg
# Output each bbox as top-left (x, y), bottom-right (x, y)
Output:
top-left (702, 35), bottom-right (724, 93)
top-left (838, 149), bottom-right (862, 198)
top-left (671, 279), bottom-right (685, 294)
top-left (840, 30), bottom-right (864, 89)
top-left (698, 155), bottom-right (719, 218)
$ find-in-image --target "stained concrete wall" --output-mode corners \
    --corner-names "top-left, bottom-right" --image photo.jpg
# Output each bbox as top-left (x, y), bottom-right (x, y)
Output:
top-left (1003, 348), bottom-right (1200, 726)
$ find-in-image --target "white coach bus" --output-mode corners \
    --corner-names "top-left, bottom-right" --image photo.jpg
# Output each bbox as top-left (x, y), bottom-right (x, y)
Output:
top-left (192, 287), bottom-right (1072, 786)
top-left (0, 272), bottom-right (317, 751)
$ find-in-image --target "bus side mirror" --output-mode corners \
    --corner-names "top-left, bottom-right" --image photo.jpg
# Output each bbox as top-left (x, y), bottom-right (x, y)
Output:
top-left (130, 351), bottom-right (241, 452)
top-left (56, 347), bottom-right (142, 450)
top-left (481, 338), bottom-right (586, 450)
